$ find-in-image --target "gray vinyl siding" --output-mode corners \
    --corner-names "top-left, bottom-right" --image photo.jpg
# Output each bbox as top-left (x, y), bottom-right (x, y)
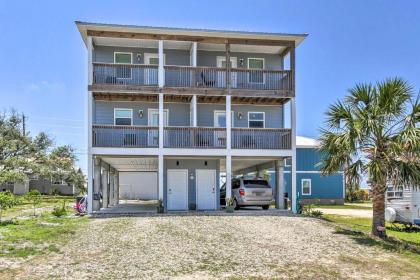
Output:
top-left (94, 101), bottom-right (189, 126)
top-left (164, 159), bottom-right (220, 209)
top-left (197, 51), bottom-right (283, 70)
top-left (94, 46), bottom-right (190, 65)
top-left (93, 46), bottom-right (283, 70)
top-left (197, 103), bottom-right (283, 128)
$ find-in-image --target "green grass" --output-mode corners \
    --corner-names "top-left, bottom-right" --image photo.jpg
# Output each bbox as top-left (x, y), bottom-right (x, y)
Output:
top-left (324, 214), bottom-right (420, 247)
top-left (312, 202), bottom-right (372, 210)
top-left (0, 195), bottom-right (86, 258)
top-left (0, 214), bottom-right (87, 258)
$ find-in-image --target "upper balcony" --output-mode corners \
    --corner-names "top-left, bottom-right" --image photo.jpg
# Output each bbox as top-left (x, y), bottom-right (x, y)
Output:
top-left (78, 21), bottom-right (306, 98)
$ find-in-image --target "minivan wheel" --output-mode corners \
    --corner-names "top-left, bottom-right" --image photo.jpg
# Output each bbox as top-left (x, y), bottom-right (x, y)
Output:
top-left (233, 199), bottom-right (240, 210)
top-left (262, 205), bottom-right (269, 210)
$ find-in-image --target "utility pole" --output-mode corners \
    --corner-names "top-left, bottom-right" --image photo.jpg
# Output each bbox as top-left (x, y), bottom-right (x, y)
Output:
top-left (22, 113), bottom-right (26, 135)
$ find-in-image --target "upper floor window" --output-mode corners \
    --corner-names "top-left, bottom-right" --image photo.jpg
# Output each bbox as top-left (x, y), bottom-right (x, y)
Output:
top-left (114, 52), bottom-right (132, 79)
top-left (214, 111), bottom-right (234, 127)
top-left (301, 179), bottom-right (311, 195)
top-left (248, 112), bottom-right (265, 128)
top-left (248, 58), bottom-right (264, 83)
top-left (114, 108), bottom-right (133, 125)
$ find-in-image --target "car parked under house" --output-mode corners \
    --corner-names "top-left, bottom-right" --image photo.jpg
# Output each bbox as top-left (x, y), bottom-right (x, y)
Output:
top-left (76, 21), bottom-right (307, 213)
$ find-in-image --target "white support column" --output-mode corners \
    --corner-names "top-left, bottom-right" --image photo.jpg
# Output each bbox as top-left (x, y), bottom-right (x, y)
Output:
top-left (158, 40), bottom-right (164, 87)
top-left (291, 98), bottom-right (297, 213)
top-left (191, 95), bottom-right (197, 127)
top-left (159, 93), bottom-right (164, 149)
top-left (87, 36), bottom-right (94, 214)
top-left (87, 155), bottom-right (93, 213)
top-left (225, 155), bottom-right (232, 201)
top-left (93, 157), bottom-right (101, 211)
top-left (226, 95), bottom-right (231, 149)
top-left (158, 154), bottom-right (164, 201)
top-left (191, 42), bottom-right (197, 67)
top-left (115, 171), bottom-right (119, 205)
top-left (101, 165), bottom-right (108, 209)
top-left (275, 160), bottom-right (285, 209)
top-left (109, 168), bottom-right (114, 206)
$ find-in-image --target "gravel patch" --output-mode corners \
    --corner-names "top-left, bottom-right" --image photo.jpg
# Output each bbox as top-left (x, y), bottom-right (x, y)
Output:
top-left (2, 215), bottom-right (419, 279)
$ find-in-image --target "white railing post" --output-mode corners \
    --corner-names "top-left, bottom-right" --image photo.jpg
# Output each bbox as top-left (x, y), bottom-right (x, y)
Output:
top-left (226, 95), bottom-right (231, 150)
top-left (158, 40), bottom-right (164, 87)
top-left (226, 155), bottom-right (232, 202)
top-left (291, 98), bottom-right (297, 213)
top-left (159, 93), bottom-right (164, 149)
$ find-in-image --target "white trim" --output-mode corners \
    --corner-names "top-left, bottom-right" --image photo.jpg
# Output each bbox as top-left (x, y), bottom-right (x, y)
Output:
top-left (167, 169), bottom-right (189, 210)
top-left (144, 52), bottom-right (166, 64)
top-left (148, 108), bottom-right (169, 126)
top-left (248, 111), bottom-right (265, 128)
top-left (113, 52), bottom-right (133, 64)
top-left (247, 57), bottom-right (265, 84)
top-left (91, 147), bottom-right (293, 157)
top-left (114, 108), bottom-right (133, 125)
top-left (214, 110), bottom-right (234, 127)
top-left (216, 56), bottom-right (237, 68)
top-left (195, 169), bottom-right (217, 210)
top-left (301, 178), bottom-right (311, 195)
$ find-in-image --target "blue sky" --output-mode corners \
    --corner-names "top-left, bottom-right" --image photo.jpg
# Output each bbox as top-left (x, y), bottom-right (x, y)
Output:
top-left (1, 0), bottom-right (419, 173)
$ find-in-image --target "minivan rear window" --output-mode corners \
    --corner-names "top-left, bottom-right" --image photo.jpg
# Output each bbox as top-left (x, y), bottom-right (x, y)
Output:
top-left (243, 180), bottom-right (270, 188)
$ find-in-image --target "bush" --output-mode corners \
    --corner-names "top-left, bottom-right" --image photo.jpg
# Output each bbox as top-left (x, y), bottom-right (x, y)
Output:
top-left (24, 190), bottom-right (42, 216)
top-left (0, 191), bottom-right (19, 222)
top-left (302, 204), bottom-right (323, 218)
top-left (51, 200), bottom-right (67, 217)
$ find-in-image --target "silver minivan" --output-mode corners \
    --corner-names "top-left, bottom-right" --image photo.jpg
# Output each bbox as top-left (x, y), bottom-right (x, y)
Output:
top-left (220, 178), bottom-right (273, 210)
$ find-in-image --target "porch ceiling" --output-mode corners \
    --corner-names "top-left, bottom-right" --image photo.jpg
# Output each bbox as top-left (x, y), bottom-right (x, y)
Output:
top-left (221, 158), bottom-right (280, 173)
top-left (93, 37), bottom-right (288, 54)
top-left (101, 157), bottom-right (158, 172)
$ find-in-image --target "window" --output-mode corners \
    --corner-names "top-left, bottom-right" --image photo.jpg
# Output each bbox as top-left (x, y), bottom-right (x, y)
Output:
top-left (52, 179), bottom-right (65, 185)
top-left (248, 58), bottom-right (264, 83)
top-left (114, 109), bottom-right (133, 125)
top-left (248, 112), bottom-right (265, 128)
top-left (214, 111), bottom-right (234, 127)
top-left (284, 158), bottom-right (292, 167)
top-left (114, 52), bottom-right (132, 79)
top-left (301, 179), bottom-right (311, 195)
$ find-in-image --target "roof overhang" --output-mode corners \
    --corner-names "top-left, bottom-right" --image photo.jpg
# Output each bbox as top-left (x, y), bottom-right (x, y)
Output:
top-left (76, 21), bottom-right (308, 51)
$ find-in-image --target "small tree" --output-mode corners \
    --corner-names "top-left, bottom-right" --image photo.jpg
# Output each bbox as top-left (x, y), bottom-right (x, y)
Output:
top-left (25, 190), bottom-right (42, 216)
top-left (0, 191), bottom-right (19, 222)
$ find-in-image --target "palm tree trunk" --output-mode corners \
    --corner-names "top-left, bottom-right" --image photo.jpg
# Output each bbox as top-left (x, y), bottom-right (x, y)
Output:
top-left (371, 183), bottom-right (386, 237)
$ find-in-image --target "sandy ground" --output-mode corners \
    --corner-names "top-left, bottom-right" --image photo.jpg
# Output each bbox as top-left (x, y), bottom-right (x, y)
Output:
top-left (315, 208), bottom-right (372, 218)
top-left (1, 214), bottom-right (418, 280)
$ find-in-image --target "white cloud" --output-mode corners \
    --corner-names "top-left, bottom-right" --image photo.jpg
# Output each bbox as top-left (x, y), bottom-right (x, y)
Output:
top-left (25, 81), bottom-right (66, 94)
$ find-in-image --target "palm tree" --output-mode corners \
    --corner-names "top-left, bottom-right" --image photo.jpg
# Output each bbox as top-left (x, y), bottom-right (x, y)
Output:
top-left (319, 78), bottom-right (419, 237)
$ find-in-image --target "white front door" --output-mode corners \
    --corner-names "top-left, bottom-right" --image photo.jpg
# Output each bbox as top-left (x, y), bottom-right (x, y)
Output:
top-left (144, 53), bottom-right (163, 85)
top-left (196, 169), bottom-right (217, 210)
top-left (148, 109), bottom-right (168, 146)
top-left (167, 169), bottom-right (188, 210)
top-left (216, 56), bottom-right (237, 87)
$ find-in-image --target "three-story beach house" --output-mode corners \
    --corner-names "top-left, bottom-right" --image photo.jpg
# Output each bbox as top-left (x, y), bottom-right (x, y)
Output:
top-left (76, 21), bottom-right (307, 213)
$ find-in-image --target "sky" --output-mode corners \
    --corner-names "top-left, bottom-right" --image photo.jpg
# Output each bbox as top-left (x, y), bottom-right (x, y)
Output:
top-left (1, 0), bottom-right (419, 174)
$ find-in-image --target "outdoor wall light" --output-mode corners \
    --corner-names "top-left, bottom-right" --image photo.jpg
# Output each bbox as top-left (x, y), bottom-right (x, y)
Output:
top-left (176, 161), bottom-right (180, 166)
top-left (204, 161), bottom-right (208, 166)
top-left (190, 174), bottom-right (194, 180)
top-left (239, 58), bottom-right (244, 67)
top-left (136, 53), bottom-right (142, 62)
top-left (138, 110), bottom-right (144, 118)
top-left (237, 112), bottom-right (243, 120)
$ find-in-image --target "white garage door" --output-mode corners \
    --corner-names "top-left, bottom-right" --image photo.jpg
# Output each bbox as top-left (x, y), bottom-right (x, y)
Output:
top-left (167, 169), bottom-right (188, 211)
top-left (119, 172), bottom-right (158, 200)
top-left (196, 169), bottom-right (217, 210)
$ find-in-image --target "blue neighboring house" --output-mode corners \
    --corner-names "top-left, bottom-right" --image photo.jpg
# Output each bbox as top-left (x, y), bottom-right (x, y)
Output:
top-left (270, 136), bottom-right (345, 205)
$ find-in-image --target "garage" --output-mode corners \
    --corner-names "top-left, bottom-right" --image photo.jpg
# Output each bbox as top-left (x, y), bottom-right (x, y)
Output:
top-left (119, 172), bottom-right (158, 200)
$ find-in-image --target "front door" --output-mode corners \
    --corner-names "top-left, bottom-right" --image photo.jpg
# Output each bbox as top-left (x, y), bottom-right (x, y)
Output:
top-left (144, 53), bottom-right (160, 85)
top-left (216, 56), bottom-right (237, 87)
top-left (196, 169), bottom-right (217, 210)
top-left (167, 169), bottom-right (188, 210)
top-left (148, 109), bottom-right (168, 146)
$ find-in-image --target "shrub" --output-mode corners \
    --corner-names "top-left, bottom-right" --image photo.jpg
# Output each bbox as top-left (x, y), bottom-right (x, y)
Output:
top-left (302, 204), bottom-right (323, 218)
top-left (0, 191), bottom-right (19, 222)
top-left (24, 190), bottom-right (42, 216)
top-left (52, 200), bottom-right (67, 217)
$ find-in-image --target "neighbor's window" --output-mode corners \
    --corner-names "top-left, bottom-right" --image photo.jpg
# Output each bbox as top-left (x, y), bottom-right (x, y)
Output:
top-left (114, 52), bottom-right (132, 78)
top-left (301, 179), bottom-right (311, 195)
top-left (114, 109), bottom-right (132, 125)
top-left (248, 58), bottom-right (264, 83)
top-left (248, 112), bottom-right (265, 128)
